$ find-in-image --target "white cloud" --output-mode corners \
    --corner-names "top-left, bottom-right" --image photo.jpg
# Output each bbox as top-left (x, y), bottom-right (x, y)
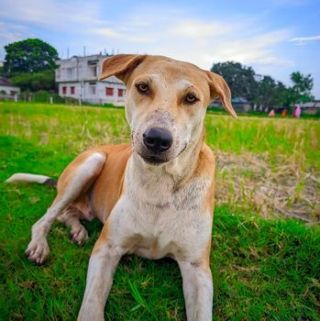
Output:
top-left (0, 0), bottom-right (102, 30)
top-left (0, 22), bottom-right (29, 43)
top-left (87, 14), bottom-right (293, 70)
top-left (290, 35), bottom-right (320, 45)
top-left (211, 29), bottom-right (294, 66)
top-left (91, 28), bottom-right (120, 38)
top-left (171, 20), bottom-right (232, 38)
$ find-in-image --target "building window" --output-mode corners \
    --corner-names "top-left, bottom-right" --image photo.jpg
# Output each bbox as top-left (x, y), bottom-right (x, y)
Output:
top-left (70, 86), bottom-right (75, 95)
top-left (66, 67), bottom-right (74, 79)
top-left (118, 89), bottom-right (124, 97)
top-left (106, 87), bottom-right (113, 96)
top-left (90, 85), bottom-right (96, 95)
top-left (88, 65), bottom-right (97, 77)
top-left (62, 86), bottom-right (67, 95)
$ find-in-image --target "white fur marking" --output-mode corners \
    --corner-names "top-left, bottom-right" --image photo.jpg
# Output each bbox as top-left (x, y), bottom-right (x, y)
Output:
top-left (178, 261), bottom-right (213, 321)
top-left (26, 152), bottom-right (106, 264)
top-left (6, 173), bottom-right (50, 184)
top-left (78, 244), bottom-right (123, 321)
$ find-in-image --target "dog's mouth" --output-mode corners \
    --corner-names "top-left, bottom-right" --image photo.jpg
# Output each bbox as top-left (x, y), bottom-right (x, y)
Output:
top-left (137, 143), bottom-right (188, 166)
top-left (139, 153), bottom-right (168, 165)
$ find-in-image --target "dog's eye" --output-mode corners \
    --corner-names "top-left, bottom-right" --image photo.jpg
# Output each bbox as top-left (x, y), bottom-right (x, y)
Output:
top-left (136, 83), bottom-right (149, 94)
top-left (185, 93), bottom-right (198, 104)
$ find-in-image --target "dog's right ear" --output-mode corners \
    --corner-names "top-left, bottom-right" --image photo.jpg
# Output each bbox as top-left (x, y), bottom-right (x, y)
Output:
top-left (99, 54), bottom-right (146, 84)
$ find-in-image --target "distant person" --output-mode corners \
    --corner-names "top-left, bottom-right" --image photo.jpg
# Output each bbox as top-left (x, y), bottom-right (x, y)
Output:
top-left (281, 109), bottom-right (288, 117)
top-left (268, 109), bottom-right (275, 117)
top-left (293, 104), bottom-right (301, 118)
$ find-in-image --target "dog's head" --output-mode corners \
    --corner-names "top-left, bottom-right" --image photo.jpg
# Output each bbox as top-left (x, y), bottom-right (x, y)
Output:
top-left (100, 55), bottom-right (236, 165)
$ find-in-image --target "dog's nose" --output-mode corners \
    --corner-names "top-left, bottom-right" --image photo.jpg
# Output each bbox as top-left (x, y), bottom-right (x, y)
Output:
top-left (143, 127), bottom-right (173, 153)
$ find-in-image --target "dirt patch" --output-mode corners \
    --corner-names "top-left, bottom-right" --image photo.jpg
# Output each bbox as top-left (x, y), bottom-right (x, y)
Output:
top-left (216, 151), bottom-right (320, 223)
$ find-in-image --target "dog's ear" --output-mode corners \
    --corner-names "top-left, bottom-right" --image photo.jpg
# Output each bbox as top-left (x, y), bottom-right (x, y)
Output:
top-left (99, 54), bottom-right (146, 83)
top-left (206, 71), bottom-right (237, 118)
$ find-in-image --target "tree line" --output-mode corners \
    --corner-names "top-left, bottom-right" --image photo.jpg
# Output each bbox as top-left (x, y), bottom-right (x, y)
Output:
top-left (0, 38), bottom-right (315, 109)
top-left (211, 62), bottom-right (313, 110)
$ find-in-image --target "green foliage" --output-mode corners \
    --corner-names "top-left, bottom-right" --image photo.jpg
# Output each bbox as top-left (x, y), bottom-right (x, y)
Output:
top-left (32, 90), bottom-right (54, 102)
top-left (2, 38), bottom-right (58, 92)
top-left (256, 77), bottom-right (291, 110)
top-left (11, 69), bottom-right (56, 92)
top-left (3, 38), bottom-right (58, 76)
top-left (32, 90), bottom-right (66, 103)
top-left (211, 61), bottom-right (315, 108)
top-left (290, 71), bottom-right (314, 104)
top-left (256, 76), bottom-right (277, 110)
top-left (274, 81), bottom-right (292, 107)
top-left (211, 61), bottom-right (258, 101)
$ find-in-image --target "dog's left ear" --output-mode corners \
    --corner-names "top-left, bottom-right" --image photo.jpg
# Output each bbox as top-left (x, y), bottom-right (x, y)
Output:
top-left (99, 54), bottom-right (146, 84)
top-left (206, 71), bottom-right (237, 118)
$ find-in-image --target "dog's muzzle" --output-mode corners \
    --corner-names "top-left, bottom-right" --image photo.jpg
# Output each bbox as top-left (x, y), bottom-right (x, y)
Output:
top-left (140, 127), bottom-right (173, 164)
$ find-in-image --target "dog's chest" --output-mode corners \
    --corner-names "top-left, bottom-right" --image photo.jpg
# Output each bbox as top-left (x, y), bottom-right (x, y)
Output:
top-left (118, 166), bottom-right (212, 260)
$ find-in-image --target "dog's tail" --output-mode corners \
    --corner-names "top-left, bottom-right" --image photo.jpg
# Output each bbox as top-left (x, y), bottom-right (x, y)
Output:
top-left (5, 173), bottom-right (57, 188)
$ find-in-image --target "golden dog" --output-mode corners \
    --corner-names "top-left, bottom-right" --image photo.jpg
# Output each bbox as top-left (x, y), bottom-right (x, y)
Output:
top-left (7, 54), bottom-right (236, 321)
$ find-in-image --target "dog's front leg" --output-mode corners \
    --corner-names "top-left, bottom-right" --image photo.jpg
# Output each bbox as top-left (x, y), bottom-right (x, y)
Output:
top-left (77, 225), bottom-right (124, 321)
top-left (178, 260), bottom-right (213, 321)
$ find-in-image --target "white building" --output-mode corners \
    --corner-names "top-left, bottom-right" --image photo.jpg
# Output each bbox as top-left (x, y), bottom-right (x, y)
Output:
top-left (0, 78), bottom-right (20, 100)
top-left (55, 54), bottom-right (126, 105)
top-left (301, 100), bottom-right (320, 115)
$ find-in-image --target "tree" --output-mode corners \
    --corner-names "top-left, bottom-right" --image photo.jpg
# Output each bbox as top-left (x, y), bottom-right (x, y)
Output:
top-left (210, 61), bottom-right (258, 101)
top-left (255, 77), bottom-right (292, 110)
top-left (3, 38), bottom-right (58, 76)
top-left (290, 71), bottom-right (313, 103)
top-left (274, 81), bottom-right (291, 108)
top-left (210, 59), bottom-right (314, 110)
top-left (10, 70), bottom-right (56, 92)
top-left (256, 75), bottom-right (277, 110)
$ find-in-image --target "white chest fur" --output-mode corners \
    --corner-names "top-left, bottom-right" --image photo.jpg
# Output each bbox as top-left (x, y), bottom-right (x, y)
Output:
top-left (108, 155), bottom-right (213, 262)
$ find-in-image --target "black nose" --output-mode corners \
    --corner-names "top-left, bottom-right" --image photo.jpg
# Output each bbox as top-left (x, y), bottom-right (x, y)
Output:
top-left (143, 127), bottom-right (173, 153)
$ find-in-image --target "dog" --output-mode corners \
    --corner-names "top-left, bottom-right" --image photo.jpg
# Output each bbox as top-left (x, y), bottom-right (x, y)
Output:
top-left (6, 54), bottom-right (237, 321)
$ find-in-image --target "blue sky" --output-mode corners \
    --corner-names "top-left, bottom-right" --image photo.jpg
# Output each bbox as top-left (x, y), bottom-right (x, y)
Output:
top-left (0, 0), bottom-right (319, 97)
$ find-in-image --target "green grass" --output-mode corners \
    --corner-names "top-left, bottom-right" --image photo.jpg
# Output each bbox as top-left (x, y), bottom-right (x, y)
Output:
top-left (205, 113), bottom-right (320, 171)
top-left (0, 102), bottom-right (320, 321)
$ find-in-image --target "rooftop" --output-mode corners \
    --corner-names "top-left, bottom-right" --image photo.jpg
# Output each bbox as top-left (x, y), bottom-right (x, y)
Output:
top-left (301, 100), bottom-right (320, 108)
top-left (56, 53), bottom-right (112, 64)
top-left (0, 77), bottom-right (13, 87)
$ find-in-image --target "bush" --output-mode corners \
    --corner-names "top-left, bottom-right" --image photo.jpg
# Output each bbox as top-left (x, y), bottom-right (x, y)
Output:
top-left (33, 90), bottom-right (52, 102)
top-left (11, 70), bottom-right (56, 92)
top-left (19, 90), bottom-right (66, 103)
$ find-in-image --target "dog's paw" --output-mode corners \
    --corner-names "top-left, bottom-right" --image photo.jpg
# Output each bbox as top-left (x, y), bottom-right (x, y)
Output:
top-left (25, 238), bottom-right (49, 265)
top-left (70, 226), bottom-right (88, 246)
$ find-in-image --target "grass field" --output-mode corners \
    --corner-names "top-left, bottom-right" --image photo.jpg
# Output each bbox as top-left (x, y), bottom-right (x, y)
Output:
top-left (0, 102), bottom-right (319, 321)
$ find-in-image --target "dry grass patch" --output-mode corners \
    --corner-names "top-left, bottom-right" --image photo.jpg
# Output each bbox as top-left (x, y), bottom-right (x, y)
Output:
top-left (216, 151), bottom-right (320, 223)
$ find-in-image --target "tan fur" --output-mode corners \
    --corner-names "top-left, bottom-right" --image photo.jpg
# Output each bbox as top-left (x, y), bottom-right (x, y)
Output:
top-left (196, 144), bottom-right (216, 214)
top-left (14, 54), bottom-right (237, 321)
top-left (90, 144), bottom-right (132, 222)
top-left (92, 222), bottom-right (109, 255)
